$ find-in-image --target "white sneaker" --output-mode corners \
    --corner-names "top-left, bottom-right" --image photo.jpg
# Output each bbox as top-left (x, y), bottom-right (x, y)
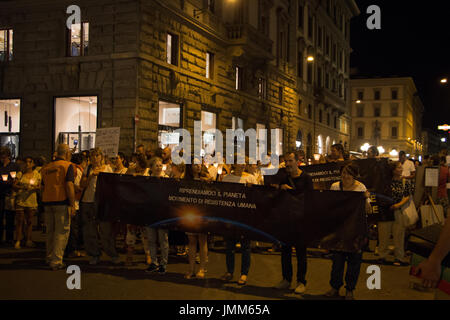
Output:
top-left (275, 279), bottom-right (291, 289)
top-left (294, 283), bottom-right (306, 294)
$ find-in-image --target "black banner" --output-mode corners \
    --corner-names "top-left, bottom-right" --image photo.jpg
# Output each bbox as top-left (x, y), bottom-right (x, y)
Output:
top-left (302, 162), bottom-right (343, 190)
top-left (301, 159), bottom-right (394, 223)
top-left (97, 173), bottom-right (367, 252)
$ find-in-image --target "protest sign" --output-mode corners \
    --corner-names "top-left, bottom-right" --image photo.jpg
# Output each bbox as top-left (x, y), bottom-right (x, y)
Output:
top-left (95, 127), bottom-right (120, 158)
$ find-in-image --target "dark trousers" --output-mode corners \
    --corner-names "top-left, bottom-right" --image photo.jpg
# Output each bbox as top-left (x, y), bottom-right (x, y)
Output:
top-left (281, 244), bottom-right (307, 284)
top-left (65, 211), bottom-right (83, 255)
top-left (330, 251), bottom-right (362, 292)
top-left (225, 237), bottom-right (251, 276)
top-left (0, 197), bottom-right (15, 243)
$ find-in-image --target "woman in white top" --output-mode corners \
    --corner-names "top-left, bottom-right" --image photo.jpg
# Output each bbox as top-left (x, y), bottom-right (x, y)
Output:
top-left (13, 157), bottom-right (41, 249)
top-left (113, 152), bottom-right (128, 175)
top-left (145, 157), bottom-right (170, 275)
top-left (324, 163), bottom-right (371, 300)
top-left (124, 154), bottom-right (151, 266)
top-left (80, 148), bottom-right (119, 265)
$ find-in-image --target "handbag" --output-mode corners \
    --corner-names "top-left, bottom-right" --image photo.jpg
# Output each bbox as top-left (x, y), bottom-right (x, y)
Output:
top-left (401, 179), bottom-right (418, 227)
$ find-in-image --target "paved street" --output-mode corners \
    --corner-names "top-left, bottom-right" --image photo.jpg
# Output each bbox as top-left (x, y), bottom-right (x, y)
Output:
top-left (0, 231), bottom-right (434, 300)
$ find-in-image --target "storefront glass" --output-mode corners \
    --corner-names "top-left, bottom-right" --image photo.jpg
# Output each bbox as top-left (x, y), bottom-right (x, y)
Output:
top-left (54, 96), bottom-right (97, 152)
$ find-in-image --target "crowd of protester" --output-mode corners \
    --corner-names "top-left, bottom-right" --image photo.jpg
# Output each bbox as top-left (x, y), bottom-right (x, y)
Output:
top-left (0, 142), bottom-right (448, 300)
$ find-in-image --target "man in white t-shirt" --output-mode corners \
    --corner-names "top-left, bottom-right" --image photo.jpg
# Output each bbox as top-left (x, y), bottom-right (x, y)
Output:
top-left (399, 151), bottom-right (416, 180)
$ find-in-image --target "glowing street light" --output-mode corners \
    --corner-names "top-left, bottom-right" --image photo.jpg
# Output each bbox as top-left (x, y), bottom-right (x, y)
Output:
top-left (360, 143), bottom-right (370, 152)
top-left (441, 78), bottom-right (448, 84)
top-left (356, 100), bottom-right (362, 104)
top-left (377, 146), bottom-right (385, 154)
top-left (307, 55), bottom-right (314, 62)
top-left (390, 149), bottom-right (399, 157)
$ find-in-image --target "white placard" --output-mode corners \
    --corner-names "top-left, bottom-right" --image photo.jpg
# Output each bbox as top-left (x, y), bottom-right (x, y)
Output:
top-left (95, 127), bottom-right (120, 158)
top-left (161, 132), bottom-right (180, 145)
top-left (424, 167), bottom-right (439, 187)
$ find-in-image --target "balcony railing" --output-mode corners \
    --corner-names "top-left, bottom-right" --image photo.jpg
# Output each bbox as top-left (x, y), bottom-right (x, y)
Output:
top-left (226, 24), bottom-right (273, 59)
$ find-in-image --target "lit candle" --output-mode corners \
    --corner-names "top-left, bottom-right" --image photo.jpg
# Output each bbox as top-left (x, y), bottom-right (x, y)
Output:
top-left (2, 175), bottom-right (8, 181)
top-left (29, 179), bottom-right (35, 186)
top-left (10, 171), bottom-right (16, 179)
top-left (162, 165), bottom-right (167, 171)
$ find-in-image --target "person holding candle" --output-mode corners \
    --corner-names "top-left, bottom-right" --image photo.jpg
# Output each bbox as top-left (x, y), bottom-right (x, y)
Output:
top-left (80, 147), bottom-right (119, 266)
top-left (0, 147), bottom-right (20, 246)
top-left (13, 157), bottom-right (41, 249)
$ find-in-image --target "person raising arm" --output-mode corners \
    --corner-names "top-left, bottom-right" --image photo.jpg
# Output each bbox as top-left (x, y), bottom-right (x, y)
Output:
top-left (415, 216), bottom-right (450, 288)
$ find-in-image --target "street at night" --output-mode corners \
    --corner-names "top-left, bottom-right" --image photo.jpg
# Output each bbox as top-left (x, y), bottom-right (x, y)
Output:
top-left (0, 232), bottom-right (432, 300)
top-left (0, 0), bottom-right (449, 306)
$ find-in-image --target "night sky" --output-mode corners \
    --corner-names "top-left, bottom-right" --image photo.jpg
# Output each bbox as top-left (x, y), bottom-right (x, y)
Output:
top-left (350, 0), bottom-right (450, 132)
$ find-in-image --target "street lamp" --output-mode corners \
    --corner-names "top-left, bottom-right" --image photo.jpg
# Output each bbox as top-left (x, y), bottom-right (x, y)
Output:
top-left (377, 146), bottom-right (385, 154)
top-left (360, 143), bottom-right (370, 152)
top-left (307, 55), bottom-right (314, 62)
top-left (441, 78), bottom-right (448, 84)
top-left (390, 149), bottom-right (399, 157)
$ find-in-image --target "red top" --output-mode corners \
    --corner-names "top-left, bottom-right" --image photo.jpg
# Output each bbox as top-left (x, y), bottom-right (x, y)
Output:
top-left (438, 165), bottom-right (450, 199)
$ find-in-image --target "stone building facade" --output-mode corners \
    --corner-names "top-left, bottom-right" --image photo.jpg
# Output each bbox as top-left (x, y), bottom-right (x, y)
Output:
top-left (0, 0), bottom-right (359, 159)
top-left (349, 77), bottom-right (424, 158)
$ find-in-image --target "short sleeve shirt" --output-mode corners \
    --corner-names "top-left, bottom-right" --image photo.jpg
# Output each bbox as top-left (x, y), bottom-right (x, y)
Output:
top-left (401, 160), bottom-right (416, 177)
top-left (81, 165), bottom-right (113, 203)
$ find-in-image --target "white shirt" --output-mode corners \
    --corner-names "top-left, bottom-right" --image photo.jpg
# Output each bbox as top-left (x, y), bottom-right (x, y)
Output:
top-left (401, 159), bottom-right (416, 177)
top-left (82, 165), bottom-right (113, 203)
top-left (331, 180), bottom-right (371, 208)
top-left (222, 172), bottom-right (257, 185)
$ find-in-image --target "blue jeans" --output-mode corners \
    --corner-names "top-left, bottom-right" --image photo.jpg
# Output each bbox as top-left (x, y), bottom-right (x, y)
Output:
top-left (330, 251), bottom-right (362, 291)
top-left (281, 244), bottom-right (307, 285)
top-left (225, 237), bottom-right (251, 276)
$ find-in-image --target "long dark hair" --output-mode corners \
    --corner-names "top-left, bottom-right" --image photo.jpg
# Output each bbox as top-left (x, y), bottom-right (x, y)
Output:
top-left (184, 163), bottom-right (209, 181)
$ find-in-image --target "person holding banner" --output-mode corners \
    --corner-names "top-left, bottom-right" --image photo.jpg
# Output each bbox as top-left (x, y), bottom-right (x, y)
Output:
top-left (80, 148), bottom-right (119, 266)
top-left (112, 152), bottom-right (128, 175)
top-left (145, 157), bottom-right (170, 275)
top-left (221, 159), bottom-right (257, 285)
top-left (183, 162), bottom-right (210, 279)
top-left (329, 144), bottom-right (346, 162)
top-left (124, 154), bottom-right (151, 266)
top-left (275, 151), bottom-right (313, 294)
top-left (377, 161), bottom-right (412, 266)
top-left (325, 163), bottom-right (371, 300)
